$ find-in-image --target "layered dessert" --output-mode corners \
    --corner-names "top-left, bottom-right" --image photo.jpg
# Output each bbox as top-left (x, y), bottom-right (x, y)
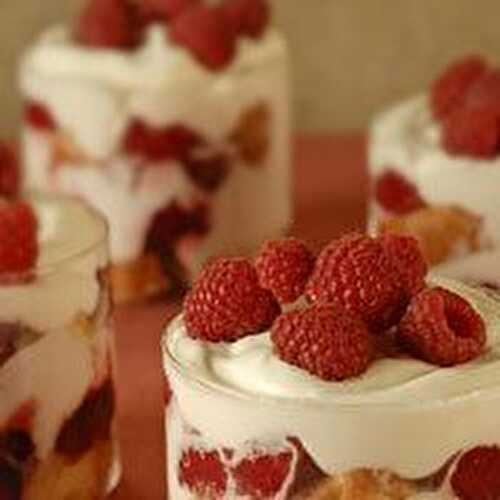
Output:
top-left (163, 233), bottom-right (500, 499)
top-left (20, 0), bottom-right (291, 303)
top-left (0, 194), bottom-right (118, 499)
top-left (369, 55), bottom-right (500, 286)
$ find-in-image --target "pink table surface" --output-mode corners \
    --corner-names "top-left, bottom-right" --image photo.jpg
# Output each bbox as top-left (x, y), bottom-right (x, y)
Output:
top-left (110, 133), bottom-right (368, 500)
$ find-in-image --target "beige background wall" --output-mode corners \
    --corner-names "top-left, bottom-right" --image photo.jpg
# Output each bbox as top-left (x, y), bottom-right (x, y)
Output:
top-left (1, 0), bottom-right (500, 136)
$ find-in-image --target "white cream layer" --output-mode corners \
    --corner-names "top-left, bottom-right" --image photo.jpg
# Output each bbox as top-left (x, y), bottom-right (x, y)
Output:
top-left (369, 95), bottom-right (500, 283)
top-left (21, 25), bottom-right (291, 265)
top-left (164, 279), bottom-right (500, 480)
top-left (0, 196), bottom-right (110, 459)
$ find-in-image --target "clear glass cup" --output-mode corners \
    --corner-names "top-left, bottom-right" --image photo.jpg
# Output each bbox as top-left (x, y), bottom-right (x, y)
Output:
top-left (162, 316), bottom-right (500, 500)
top-left (20, 26), bottom-right (291, 304)
top-left (0, 194), bottom-right (120, 499)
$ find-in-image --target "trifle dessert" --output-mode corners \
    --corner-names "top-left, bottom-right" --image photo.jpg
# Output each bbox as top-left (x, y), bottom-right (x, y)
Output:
top-left (369, 55), bottom-right (500, 287)
top-left (19, 0), bottom-right (291, 303)
top-left (163, 233), bottom-right (500, 499)
top-left (0, 192), bottom-right (118, 498)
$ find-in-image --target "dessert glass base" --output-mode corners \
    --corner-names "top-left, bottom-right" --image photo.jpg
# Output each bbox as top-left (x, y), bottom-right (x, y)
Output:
top-left (0, 195), bottom-right (120, 499)
top-left (162, 285), bottom-right (500, 500)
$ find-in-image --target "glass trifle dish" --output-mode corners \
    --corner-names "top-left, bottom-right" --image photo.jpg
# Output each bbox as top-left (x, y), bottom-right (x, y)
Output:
top-left (0, 195), bottom-right (119, 499)
top-left (19, 0), bottom-right (291, 303)
top-left (163, 234), bottom-right (500, 499)
top-left (369, 55), bottom-right (500, 288)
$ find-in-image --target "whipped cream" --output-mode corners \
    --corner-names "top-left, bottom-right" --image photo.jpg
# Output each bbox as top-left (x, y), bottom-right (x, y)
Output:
top-left (0, 195), bottom-right (111, 459)
top-left (163, 279), bottom-right (500, 480)
top-left (0, 195), bottom-right (107, 331)
top-left (369, 95), bottom-right (500, 283)
top-left (21, 24), bottom-right (291, 266)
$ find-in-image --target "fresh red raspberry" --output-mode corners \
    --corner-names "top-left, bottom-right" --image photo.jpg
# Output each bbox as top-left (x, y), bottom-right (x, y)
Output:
top-left (465, 69), bottom-right (500, 113)
top-left (0, 143), bottom-right (20, 198)
top-left (184, 258), bottom-right (279, 342)
top-left (374, 170), bottom-right (426, 216)
top-left (442, 106), bottom-right (500, 158)
top-left (123, 120), bottom-right (202, 162)
top-left (75, 0), bottom-right (139, 50)
top-left (232, 449), bottom-right (293, 498)
top-left (24, 102), bottom-right (57, 132)
top-left (379, 233), bottom-right (427, 297)
top-left (169, 5), bottom-right (237, 71)
top-left (0, 202), bottom-right (38, 277)
top-left (271, 303), bottom-right (373, 381)
top-left (222, 0), bottom-right (271, 39)
top-left (178, 448), bottom-right (227, 497)
top-left (431, 55), bottom-right (487, 120)
top-left (183, 153), bottom-right (230, 192)
top-left (305, 234), bottom-right (403, 332)
top-left (451, 446), bottom-right (500, 500)
top-left (398, 287), bottom-right (486, 366)
top-left (146, 201), bottom-right (210, 250)
top-left (255, 238), bottom-right (315, 305)
top-left (136, 0), bottom-right (198, 23)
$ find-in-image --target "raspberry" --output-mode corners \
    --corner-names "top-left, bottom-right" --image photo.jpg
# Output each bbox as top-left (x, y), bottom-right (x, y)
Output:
top-left (255, 238), bottom-right (315, 304)
top-left (451, 446), bottom-right (500, 500)
top-left (75, 0), bottom-right (139, 49)
top-left (183, 153), bottom-right (230, 192)
top-left (169, 5), bottom-right (237, 71)
top-left (232, 450), bottom-right (293, 498)
top-left (123, 120), bottom-right (202, 162)
top-left (0, 202), bottom-right (38, 277)
top-left (442, 106), bottom-right (500, 158)
top-left (374, 170), bottom-right (426, 216)
top-left (0, 143), bottom-right (19, 198)
top-left (465, 69), bottom-right (500, 113)
top-left (305, 234), bottom-right (403, 332)
top-left (431, 55), bottom-right (487, 120)
top-left (184, 258), bottom-right (279, 342)
top-left (136, 0), bottom-right (198, 23)
top-left (146, 201), bottom-right (210, 250)
top-left (271, 303), bottom-right (372, 381)
top-left (222, 0), bottom-right (271, 39)
top-left (286, 437), bottom-right (328, 498)
top-left (379, 233), bottom-right (427, 297)
top-left (398, 287), bottom-right (486, 366)
top-left (24, 102), bottom-right (57, 132)
top-left (178, 448), bottom-right (227, 497)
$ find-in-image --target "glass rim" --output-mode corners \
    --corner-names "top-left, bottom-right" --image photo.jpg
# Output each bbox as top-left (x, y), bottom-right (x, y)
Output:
top-left (162, 315), bottom-right (500, 412)
top-left (0, 193), bottom-right (109, 280)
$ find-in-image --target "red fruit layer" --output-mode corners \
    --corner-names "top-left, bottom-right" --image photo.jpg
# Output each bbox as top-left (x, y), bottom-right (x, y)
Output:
top-left (55, 378), bottom-right (115, 460)
top-left (0, 143), bottom-right (19, 198)
top-left (0, 202), bottom-right (38, 278)
top-left (24, 102), bottom-right (57, 132)
top-left (178, 448), bottom-right (228, 498)
top-left (124, 120), bottom-right (202, 162)
top-left (374, 169), bottom-right (426, 216)
top-left (183, 153), bottom-right (230, 192)
top-left (451, 446), bottom-right (500, 500)
top-left (146, 201), bottom-right (210, 251)
top-left (177, 437), bottom-right (326, 499)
